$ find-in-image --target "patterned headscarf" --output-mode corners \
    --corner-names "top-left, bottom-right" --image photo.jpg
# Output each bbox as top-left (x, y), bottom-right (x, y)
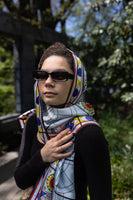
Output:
top-left (19, 48), bottom-right (99, 200)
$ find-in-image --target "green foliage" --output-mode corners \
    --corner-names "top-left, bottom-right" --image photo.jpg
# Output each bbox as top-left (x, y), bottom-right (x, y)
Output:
top-left (0, 45), bottom-right (15, 115)
top-left (121, 92), bottom-right (133, 105)
top-left (99, 110), bottom-right (133, 199)
top-left (68, 0), bottom-right (133, 106)
top-left (1, 0), bottom-right (76, 32)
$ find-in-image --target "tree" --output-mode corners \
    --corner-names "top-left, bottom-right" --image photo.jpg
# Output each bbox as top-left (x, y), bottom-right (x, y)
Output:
top-left (68, 0), bottom-right (133, 107)
top-left (0, 0), bottom-right (79, 115)
top-left (66, 1), bottom-right (133, 198)
top-left (1, 0), bottom-right (76, 32)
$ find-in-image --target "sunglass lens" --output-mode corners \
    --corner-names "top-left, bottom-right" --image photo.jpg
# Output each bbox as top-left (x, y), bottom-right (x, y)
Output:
top-left (36, 71), bottom-right (48, 80)
top-left (52, 72), bottom-right (67, 81)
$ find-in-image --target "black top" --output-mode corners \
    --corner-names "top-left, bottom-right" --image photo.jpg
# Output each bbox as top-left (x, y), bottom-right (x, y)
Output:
top-left (14, 113), bottom-right (112, 200)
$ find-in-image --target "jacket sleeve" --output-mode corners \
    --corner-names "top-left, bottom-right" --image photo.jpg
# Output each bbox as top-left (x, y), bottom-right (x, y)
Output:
top-left (74, 125), bottom-right (112, 200)
top-left (14, 114), bottom-right (48, 190)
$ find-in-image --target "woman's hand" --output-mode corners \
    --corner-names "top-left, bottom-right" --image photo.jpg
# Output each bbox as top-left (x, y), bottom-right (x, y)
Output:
top-left (40, 128), bottom-right (73, 163)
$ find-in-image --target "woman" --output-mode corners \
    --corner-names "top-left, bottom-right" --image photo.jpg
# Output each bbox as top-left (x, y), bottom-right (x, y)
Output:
top-left (14, 42), bottom-right (112, 200)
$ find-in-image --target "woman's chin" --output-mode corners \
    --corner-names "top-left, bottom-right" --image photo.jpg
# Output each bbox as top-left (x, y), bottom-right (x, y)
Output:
top-left (45, 101), bottom-right (65, 108)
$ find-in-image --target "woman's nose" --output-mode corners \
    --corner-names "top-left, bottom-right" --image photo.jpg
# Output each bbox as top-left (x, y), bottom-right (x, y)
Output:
top-left (45, 75), bottom-right (54, 86)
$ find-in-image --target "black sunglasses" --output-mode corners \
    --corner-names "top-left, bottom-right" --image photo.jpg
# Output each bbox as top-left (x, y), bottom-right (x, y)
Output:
top-left (33, 70), bottom-right (74, 82)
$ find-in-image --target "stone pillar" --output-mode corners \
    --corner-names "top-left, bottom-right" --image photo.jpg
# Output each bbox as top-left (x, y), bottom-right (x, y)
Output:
top-left (14, 36), bottom-right (35, 113)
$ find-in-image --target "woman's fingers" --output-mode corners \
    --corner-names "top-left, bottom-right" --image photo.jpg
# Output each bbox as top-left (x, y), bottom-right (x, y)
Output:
top-left (56, 140), bottom-right (73, 153)
top-left (57, 133), bottom-right (73, 146)
top-left (56, 150), bottom-right (73, 160)
top-left (40, 128), bottom-right (74, 163)
top-left (53, 128), bottom-right (73, 146)
top-left (55, 128), bottom-right (70, 140)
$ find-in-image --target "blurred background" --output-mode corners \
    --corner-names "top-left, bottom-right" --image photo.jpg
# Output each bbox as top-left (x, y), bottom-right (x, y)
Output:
top-left (0, 0), bottom-right (133, 199)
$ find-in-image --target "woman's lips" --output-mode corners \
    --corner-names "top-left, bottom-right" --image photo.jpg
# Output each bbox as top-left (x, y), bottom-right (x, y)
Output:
top-left (44, 92), bottom-right (57, 97)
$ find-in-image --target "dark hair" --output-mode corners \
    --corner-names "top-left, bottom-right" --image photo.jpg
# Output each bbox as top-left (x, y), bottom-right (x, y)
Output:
top-left (38, 42), bottom-right (74, 71)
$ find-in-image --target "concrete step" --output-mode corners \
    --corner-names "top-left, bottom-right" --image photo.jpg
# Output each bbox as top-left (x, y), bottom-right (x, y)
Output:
top-left (0, 151), bottom-right (24, 200)
top-left (0, 177), bottom-right (24, 200)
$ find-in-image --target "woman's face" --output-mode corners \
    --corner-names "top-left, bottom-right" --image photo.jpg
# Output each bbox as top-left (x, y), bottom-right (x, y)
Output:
top-left (38, 55), bottom-right (73, 106)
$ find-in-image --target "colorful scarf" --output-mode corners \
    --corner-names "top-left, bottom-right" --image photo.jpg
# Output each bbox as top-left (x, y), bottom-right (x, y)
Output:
top-left (18, 50), bottom-right (99, 200)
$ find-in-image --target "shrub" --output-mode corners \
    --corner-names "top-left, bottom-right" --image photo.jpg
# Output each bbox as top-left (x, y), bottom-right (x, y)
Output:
top-left (0, 46), bottom-right (15, 115)
top-left (98, 109), bottom-right (133, 199)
